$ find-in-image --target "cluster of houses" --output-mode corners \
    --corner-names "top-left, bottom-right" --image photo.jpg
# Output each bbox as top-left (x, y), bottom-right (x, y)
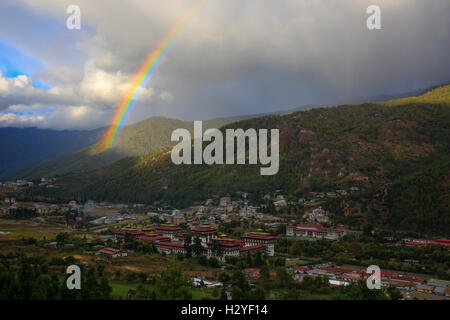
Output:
top-left (261, 186), bottom-right (364, 209)
top-left (291, 264), bottom-right (450, 297)
top-left (155, 196), bottom-right (268, 227)
top-left (382, 237), bottom-right (450, 248)
top-left (109, 224), bottom-right (277, 261)
top-left (402, 238), bottom-right (450, 247)
top-left (240, 261), bottom-right (450, 297)
top-left (0, 199), bottom-right (140, 218)
top-left (90, 214), bottom-right (137, 225)
top-left (0, 200), bottom-right (72, 216)
top-left (308, 207), bottom-right (329, 223)
top-left (0, 177), bottom-right (58, 190)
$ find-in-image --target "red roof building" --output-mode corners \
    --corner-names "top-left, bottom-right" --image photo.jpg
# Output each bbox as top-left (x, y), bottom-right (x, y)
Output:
top-left (154, 241), bottom-right (186, 254)
top-left (287, 223), bottom-right (345, 240)
top-left (243, 233), bottom-right (277, 256)
top-left (98, 247), bottom-right (127, 258)
top-left (156, 225), bottom-right (182, 240)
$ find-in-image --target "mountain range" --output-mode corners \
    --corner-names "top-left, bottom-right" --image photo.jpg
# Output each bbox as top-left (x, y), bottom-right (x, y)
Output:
top-left (25, 84), bottom-right (450, 235)
top-left (0, 127), bottom-right (105, 180)
top-left (11, 115), bottom-right (253, 180)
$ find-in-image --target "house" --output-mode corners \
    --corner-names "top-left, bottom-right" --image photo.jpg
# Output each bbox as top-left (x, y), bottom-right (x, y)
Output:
top-left (427, 278), bottom-right (450, 288)
top-left (329, 279), bottom-right (349, 287)
top-left (342, 273), bottom-right (363, 283)
top-left (292, 266), bottom-right (310, 274)
top-left (273, 199), bottom-right (287, 208)
top-left (219, 197), bottom-right (231, 207)
top-left (243, 268), bottom-right (261, 278)
top-left (98, 247), bottom-right (127, 258)
top-left (353, 176), bottom-right (369, 183)
top-left (434, 286), bottom-right (445, 296)
top-left (445, 288), bottom-right (450, 297)
top-left (192, 277), bottom-right (223, 288)
top-left (416, 284), bottom-right (435, 294)
top-left (309, 207), bottom-right (329, 223)
top-left (432, 239), bottom-right (450, 247)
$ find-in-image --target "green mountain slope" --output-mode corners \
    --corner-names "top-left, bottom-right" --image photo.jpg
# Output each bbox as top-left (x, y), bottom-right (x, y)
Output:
top-left (19, 115), bottom-right (251, 179)
top-left (34, 85), bottom-right (450, 234)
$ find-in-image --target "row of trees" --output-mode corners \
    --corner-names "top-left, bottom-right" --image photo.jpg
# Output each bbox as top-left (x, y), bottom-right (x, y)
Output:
top-left (0, 254), bottom-right (111, 300)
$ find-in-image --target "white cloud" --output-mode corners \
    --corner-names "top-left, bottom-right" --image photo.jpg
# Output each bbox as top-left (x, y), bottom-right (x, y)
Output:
top-left (79, 61), bottom-right (154, 107)
top-left (0, 0), bottom-right (448, 129)
top-left (0, 104), bottom-right (111, 130)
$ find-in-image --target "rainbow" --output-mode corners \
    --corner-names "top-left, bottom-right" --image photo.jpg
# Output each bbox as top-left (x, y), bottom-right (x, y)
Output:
top-left (101, 0), bottom-right (210, 151)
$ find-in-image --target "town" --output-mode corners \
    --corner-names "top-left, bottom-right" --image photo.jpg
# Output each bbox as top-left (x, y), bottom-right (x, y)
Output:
top-left (1, 183), bottom-right (449, 300)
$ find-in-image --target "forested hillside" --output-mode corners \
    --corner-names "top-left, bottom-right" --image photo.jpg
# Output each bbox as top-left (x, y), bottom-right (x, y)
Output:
top-left (18, 115), bottom-right (251, 179)
top-left (33, 85), bottom-right (450, 235)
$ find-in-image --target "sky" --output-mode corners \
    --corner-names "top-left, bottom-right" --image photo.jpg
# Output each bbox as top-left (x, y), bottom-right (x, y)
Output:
top-left (0, 0), bottom-right (449, 130)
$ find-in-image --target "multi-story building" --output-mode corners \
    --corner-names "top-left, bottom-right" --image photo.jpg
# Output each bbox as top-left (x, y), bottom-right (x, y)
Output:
top-left (287, 222), bottom-right (345, 240)
top-left (155, 224), bottom-right (182, 240)
top-left (243, 232), bottom-right (277, 256)
top-left (154, 241), bottom-right (186, 254)
top-left (191, 226), bottom-right (218, 246)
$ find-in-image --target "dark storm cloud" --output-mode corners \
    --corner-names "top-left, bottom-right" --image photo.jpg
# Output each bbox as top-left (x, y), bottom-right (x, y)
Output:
top-left (2, 0), bottom-right (450, 128)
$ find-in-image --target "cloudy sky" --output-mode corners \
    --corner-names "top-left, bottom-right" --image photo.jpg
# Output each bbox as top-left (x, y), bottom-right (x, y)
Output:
top-left (0, 0), bottom-right (449, 130)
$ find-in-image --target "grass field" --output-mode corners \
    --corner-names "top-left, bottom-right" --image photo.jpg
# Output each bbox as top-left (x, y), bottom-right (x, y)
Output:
top-left (109, 281), bottom-right (217, 300)
top-left (0, 218), bottom-right (68, 240)
top-left (286, 259), bottom-right (311, 267)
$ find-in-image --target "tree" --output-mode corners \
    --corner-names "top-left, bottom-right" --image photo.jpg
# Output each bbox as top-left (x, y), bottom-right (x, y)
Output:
top-left (260, 265), bottom-right (270, 280)
top-left (211, 240), bottom-right (224, 259)
top-left (155, 265), bottom-right (192, 299)
top-left (138, 272), bottom-right (148, 283)
top-left (344, 281), bottom-right (388, 300)
top-left (56, 232), bottom-right (69, 246)
top-left (126, 272), bottom-right (137, 282)
top-left (97, 264), bottom-right (105, 277)
top-left (387, 286), bottom-right (403, 300)
top-left (231, 270), bottom-right (250, 299)
top-left (252, 286), bottom-right (266, 300)
top-left (289, 241), bottom-right (301, 256)
top-left (218, 272), bottom-right (230, 284)
top-left (208, 256), bottom-right (220, 268)
top-left (184, 234), bottom-right (193, 258)
top-left (275, 267), bottom-right (292, 288)
top-left (192, 237), bottom-right (203, 256)
top-left (348, 242), bottom-right (364, 258)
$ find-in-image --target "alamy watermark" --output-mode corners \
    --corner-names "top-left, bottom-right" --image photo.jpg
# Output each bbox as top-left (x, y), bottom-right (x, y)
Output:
top-left (366, 265), bottom-right (381, 289)
top-left (66, 265), bottom-right (81, 290)
top-left (367, 5), bottom-right (381, 30)
top-left (66, 5), bottom-right (81, 30)
top-left (171, 121), bottom-right (279, 176)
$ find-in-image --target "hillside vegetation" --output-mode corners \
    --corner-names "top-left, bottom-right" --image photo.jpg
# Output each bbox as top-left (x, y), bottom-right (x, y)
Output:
top-left (34, 85), bottom-right (450, 235)
top-left (19, 115), bottom-right (251, 179)
top-left (0, 127), bottom-right (105, 179)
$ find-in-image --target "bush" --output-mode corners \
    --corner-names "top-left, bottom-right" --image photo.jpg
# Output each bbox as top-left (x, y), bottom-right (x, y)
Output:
top-left (49, 257), bottom-right (65, 266)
